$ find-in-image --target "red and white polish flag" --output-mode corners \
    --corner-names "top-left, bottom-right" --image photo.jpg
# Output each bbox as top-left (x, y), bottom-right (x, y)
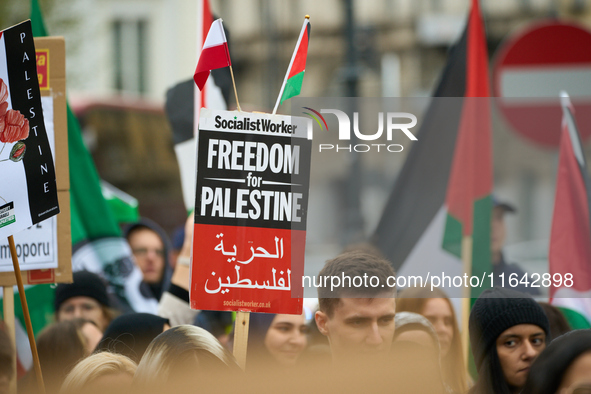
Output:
top-left (194, 18), bottom-right (231, 91)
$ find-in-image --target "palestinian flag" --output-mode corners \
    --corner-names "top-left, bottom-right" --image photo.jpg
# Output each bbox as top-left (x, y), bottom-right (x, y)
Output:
top-left (372, 0), bottom-right (491, 298)
top-left (276, 17), bottom-right (311, 109)
top-left (441, 0), bottom-right (492, 299)
top-left (549, 93), bottom-right (591, 327)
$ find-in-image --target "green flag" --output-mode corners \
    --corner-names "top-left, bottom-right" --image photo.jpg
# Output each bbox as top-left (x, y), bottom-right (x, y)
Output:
top-left (272, 17), bottom-right (310, 114)
top-left (29, 0), bottom-right (157, 313)
top-left (68, 104), bottom-right (121, 244)
top-left (101, 181), bottom-right (140, 225)
top-left (30, 0), bottom-right (48, 37)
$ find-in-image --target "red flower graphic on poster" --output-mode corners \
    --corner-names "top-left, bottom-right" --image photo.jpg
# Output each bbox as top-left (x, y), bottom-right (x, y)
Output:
top-left (0, 77), bottom-right (7, 106)
top-left (0, 78), bottom-right (29, 159)
top-left (0, 78), bottom-right (29, 204)
top-left (2, 109), bottom-right (30, 144)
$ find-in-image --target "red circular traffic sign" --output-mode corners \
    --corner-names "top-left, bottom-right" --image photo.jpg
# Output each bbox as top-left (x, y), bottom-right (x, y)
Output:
top-left (493, 21), bottom-right (591, 148)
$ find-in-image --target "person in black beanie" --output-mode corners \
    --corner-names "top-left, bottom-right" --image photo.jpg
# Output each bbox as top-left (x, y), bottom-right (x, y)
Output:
top-left (54, 271), bottom-right (115, 331)
top-left (469, 287), bottom-right (550, 394)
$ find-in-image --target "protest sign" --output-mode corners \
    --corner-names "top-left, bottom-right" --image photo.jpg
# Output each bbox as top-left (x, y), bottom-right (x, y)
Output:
top-left (0, 35), bottom-right (70, 285)
top-left (0, 218), bottom-right (57, 272)
top-left (190, 109), bottom-right (311, 314)
top-left (0, 21), bottom-right (59, 241)
top-left (0, 23), bottom-right (65, 393)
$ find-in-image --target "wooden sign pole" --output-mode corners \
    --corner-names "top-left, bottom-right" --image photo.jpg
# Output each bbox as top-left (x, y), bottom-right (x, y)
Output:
top-left (2, 286), bottom-right (16, 394)
top-left (461, 236), bottom-right (473, 367)
top-left (232, 311), bottom-right (250, 371)
top-left (8, 236), bottom-right (45, 394)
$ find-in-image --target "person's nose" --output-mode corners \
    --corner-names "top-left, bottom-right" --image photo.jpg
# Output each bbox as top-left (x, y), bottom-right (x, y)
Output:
top-left (146, 249), bottom-right (159, 259)
top-left (433, 320), bottom-right (445, 334)
top-left (366, 322), bottom-right (383, 346)
top-left (290, 331), bottom-right (307, 349)
top-left (522, 341), bottom-right (537, 360)
top-left (73, 306), bottom-right (83, 318)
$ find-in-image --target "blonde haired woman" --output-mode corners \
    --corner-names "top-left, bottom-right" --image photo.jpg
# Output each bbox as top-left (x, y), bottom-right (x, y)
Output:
top-left (133, 325), bottom-right (240, 392)
top-left (60, 352), bottom-right (136, 394)
top-left (397, 286), bottom-right (471, 393)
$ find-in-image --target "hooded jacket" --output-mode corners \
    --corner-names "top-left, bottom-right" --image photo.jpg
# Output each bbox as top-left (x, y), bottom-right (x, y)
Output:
top-left (124, 218), bottom-right (173, 301)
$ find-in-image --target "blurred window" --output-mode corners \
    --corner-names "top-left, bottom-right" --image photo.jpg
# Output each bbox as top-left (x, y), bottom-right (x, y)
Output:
top-left (113, 19), bottom-right (148, 94)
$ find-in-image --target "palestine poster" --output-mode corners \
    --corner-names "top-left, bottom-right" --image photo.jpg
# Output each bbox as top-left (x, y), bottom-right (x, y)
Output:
top-left (0, 20), bottom-right (59, 239)
top-left (191, 109), bottom-right (311, 314)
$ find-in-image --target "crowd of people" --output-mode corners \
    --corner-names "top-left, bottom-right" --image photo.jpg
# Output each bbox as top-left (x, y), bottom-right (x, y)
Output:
top-left (0, 215), bottom-right (590, 394)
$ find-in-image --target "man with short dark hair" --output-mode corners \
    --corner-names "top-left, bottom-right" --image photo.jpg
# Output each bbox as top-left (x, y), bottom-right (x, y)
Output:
top-left (314, 251), bottom-right (397, 362)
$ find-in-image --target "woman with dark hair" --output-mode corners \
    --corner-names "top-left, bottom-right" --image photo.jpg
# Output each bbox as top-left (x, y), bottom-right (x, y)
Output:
top-left (19, 319), bottom-right (98, 394)
top-left (246, 313), bottom-right (308, 369)
top-left (469, 287), bottom-right (550, 394)
top-left (538, 302), bottom-right (572, 340)
top-left (94, 313), bottom-right (170, 363)
top-left (522, 329), bottom-right (591, 394)
top-left (397, 286), bottom-right (470, 393)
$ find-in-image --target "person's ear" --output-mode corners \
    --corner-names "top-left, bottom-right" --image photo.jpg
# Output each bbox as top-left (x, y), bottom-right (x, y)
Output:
top-left (315, 310), bottom-right (329, 336)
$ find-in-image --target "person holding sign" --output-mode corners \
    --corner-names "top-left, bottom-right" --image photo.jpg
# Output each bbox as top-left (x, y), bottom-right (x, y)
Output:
top-left (314, 251), bottom-right (397, 363)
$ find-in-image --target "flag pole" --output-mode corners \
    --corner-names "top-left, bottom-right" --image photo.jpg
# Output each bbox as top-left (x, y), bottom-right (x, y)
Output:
top-left (217, 18), bottom-right (242, 113)
top-left (8, 236), bottom-right (46, 394)
top-left (272, 15), bottom-right (310, 115)
top-left (461, 235), bottom-right (473, 366)
top-left (229, 66), bottom-right (242, 112)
